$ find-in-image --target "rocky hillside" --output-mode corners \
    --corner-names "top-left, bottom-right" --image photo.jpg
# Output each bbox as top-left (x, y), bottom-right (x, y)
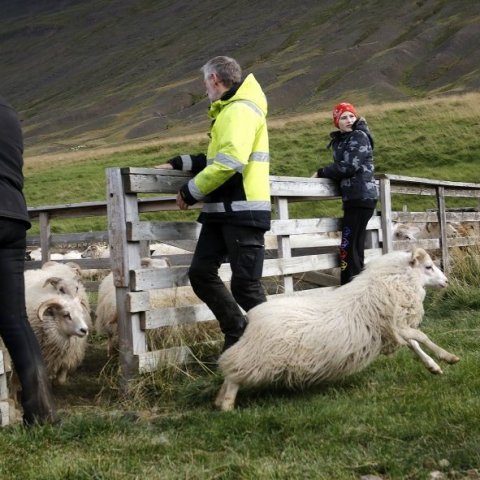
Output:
top-left (2, 0), bottom-right (479, 154)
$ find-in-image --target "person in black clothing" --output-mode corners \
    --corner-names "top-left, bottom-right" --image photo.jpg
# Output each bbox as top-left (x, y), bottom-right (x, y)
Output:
top-left (313, 102), bottom-right (378, 285)
top-left (0, 97), bottom-right (57, 425)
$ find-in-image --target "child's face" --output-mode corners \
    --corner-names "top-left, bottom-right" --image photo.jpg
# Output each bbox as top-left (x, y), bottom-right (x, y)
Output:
top-left (338, 112), bottom-right (357, 132)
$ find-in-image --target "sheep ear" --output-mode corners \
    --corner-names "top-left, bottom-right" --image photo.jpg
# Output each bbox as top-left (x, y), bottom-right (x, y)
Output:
top-left (410, 247), bottom-right (427, 266)
top-left (42, 277), bottom-right (62, 289)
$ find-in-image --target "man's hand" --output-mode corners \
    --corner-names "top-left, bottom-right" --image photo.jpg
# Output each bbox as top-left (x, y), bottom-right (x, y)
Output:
top-left (176, 191), bottom-right (189, 210)
top-left (154, 163), bottom-right (174, 169)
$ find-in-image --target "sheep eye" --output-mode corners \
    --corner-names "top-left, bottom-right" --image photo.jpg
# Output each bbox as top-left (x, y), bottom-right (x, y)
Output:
top-left (425, 265), bottom-right (433, 270)
top-left (59, 287), bottom-right (66, 294)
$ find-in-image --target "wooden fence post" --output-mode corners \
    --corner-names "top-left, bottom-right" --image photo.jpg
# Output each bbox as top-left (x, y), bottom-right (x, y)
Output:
top-left (0, 348), bottom-right (10, 426)
top-left (39, 212), bottom-right (51, 264)
top-left (274, 197), bottom-right (294, 294)
top-left (364, 218), bottom-right (380, 250)
top-left (379, 177), bottom-right (393, 254)
top-left (106, 168), bottom-right (144, 391)
top-left (436, 186), bottom-right (449, 272)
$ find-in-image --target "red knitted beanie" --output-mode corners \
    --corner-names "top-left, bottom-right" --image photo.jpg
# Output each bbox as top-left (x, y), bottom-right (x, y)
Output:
top-left (332, 102), bottom-right (358, 128)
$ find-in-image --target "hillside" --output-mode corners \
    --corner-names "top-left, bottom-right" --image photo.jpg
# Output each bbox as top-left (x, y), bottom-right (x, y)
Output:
top-left (2, 0), bottom-right (480, 155)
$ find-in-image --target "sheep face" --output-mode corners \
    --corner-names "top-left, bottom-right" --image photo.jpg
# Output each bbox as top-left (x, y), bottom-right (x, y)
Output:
top-left (410, 248), bottom-right (448, 288)
top-left (37, 298), bottom-right (90, 338)
top-left (81, 244), bottom-right (109, 258)
top-left (393, 223), bottom-right (420, 240)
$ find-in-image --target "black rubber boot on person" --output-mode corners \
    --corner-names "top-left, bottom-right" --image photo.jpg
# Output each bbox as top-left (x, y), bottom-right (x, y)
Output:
top-left (21, 366), bottom-right (59, 427)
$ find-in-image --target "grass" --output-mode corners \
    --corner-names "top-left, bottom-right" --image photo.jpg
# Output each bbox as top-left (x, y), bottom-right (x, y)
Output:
top-left (1, 94), bottom-right (479, 478)
top-left (1, 299), bottom-right (479, 479)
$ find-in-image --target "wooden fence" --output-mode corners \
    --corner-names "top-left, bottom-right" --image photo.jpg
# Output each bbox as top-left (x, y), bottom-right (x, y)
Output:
top-left (2, 170), bottom-right (480, 410)
top-left (106, 168), bottom-right (480, 386)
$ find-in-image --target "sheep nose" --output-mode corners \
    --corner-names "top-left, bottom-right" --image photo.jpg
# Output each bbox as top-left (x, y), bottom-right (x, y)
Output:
top-left (79, 327), bottom-right (89, 336)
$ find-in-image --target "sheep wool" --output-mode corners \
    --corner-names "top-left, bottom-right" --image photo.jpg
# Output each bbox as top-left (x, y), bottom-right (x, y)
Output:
top-left (24, 262), bottom-right (91, 384)
top-left (94, 257), bottom-right (203, 355)
top-left (216, 248), bottom-right (459, 411)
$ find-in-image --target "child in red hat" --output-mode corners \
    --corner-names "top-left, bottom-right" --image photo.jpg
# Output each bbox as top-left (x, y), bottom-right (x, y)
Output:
top-left (313, 102), bottom-right (377, 285)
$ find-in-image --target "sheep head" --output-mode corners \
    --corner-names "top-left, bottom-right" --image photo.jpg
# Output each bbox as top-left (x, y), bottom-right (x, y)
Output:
top-left (81, 243), bottom-right (108, 258)
top-left (42, 276), bottom-right (80, 297)
top-left (392, 222), bottom-right (420, 240)
top-left (37, 298), bottom-right (90, 338)
top-left (409, 248), bottom-right (448, 289)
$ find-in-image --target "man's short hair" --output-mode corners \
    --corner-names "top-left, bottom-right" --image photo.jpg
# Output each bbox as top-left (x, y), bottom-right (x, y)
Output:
top-left (201, 56), bottom-right (242, 88)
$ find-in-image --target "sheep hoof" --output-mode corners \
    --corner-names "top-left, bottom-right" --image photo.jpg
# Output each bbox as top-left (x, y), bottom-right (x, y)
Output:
top-left (213, 395), bottom-right (223, 409)
top-left (53, 370), bottom-right (68, 385)
top-left (429, 366), bottom-right (443, 375)
top-left (446, 355), bottom-right (460, 364)
top-left (220, 401), bottom-right (235, 412)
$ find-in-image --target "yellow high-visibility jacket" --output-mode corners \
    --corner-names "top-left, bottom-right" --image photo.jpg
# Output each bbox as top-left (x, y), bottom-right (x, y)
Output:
top-left (179, 74), bottom-right (271, 230)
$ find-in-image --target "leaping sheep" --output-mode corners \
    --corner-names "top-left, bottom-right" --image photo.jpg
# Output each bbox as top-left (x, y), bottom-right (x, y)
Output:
top-left (215, 248), bottom-right (459, 411)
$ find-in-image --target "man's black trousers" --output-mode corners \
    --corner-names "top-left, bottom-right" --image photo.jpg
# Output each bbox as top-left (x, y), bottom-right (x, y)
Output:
top-left (189, 223), bottom-right (266, 342)
top-left (0, 217), bottom-right (56, 423)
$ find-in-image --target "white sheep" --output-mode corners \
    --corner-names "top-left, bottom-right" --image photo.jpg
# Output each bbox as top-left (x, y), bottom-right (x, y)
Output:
top-left (149, 242), bottom-right (192, 256)
top-left (81, 243), bottom-right (110, 258)
top-left (26, 247), bottom-right (42, 261)
top-left (25, 248), bottom-right (74, 261)
top-left (392, 221), bottom-right (472, 241)
top-left (94, 257), bottom-right (202, 355)
top-left (63, 249), bottom-right (83, 260)
top-left (215, 248), bottom-right (459, 411)
top-left (24, 261), bottom-right (92, 384)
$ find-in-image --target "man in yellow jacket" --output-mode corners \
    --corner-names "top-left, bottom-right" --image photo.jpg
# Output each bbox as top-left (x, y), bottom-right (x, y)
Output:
top-left (156, 56), bottom-right (271, 351)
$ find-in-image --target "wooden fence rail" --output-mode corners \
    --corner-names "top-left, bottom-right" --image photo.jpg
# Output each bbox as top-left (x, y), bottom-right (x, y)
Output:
top-left (106, 168), bottom-right (480, 387)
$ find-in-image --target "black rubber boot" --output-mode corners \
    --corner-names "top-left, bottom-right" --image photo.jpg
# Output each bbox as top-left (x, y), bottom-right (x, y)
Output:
top-left (20, 362), bottom-right (59, 426)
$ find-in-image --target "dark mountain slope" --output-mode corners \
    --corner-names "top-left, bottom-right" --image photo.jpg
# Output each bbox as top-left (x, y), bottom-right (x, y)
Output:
top-left (1, 0), bottom-right (479, 154)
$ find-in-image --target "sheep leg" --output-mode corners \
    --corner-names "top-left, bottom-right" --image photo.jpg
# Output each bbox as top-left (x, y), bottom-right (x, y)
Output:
top-left (214, 380), bottom-right (228, 409)
top-left (107, 336), bottom-right (116, 357)
top-left (399, 328), bottom-right (460, 364)
top-left (408, 339), bottom-right (443, 374)
top-left (221, 381), bottom-right (239, 411)
top-left (214, 379), bottom-right (239, 411)
top-left (54, 367), bottom-right (68, 385)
